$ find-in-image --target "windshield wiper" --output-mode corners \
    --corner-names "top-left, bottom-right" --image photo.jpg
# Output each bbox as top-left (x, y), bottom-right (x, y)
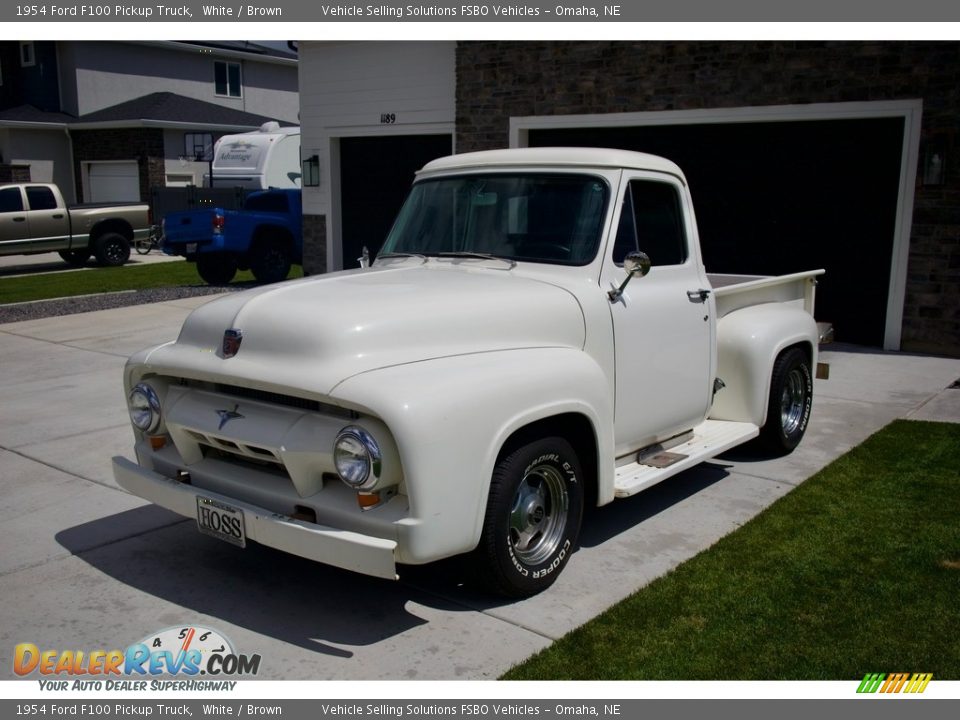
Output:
top-left (436, 251), bottom-right (516, 268)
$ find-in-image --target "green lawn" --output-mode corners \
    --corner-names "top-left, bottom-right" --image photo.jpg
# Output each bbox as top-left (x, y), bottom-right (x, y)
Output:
top-left (503, 420), bottom-right (960, 680)
top-left (0, 260), bottom-right (304, 304)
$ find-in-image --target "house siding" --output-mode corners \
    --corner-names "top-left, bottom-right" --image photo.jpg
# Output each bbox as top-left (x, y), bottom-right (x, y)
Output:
top-left (61, 42), bottom-right (298, 123)
top-left (298, 40), bottom-right (455, 270)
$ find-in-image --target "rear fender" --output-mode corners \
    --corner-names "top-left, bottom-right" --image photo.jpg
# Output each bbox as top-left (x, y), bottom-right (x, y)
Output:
top-left (711, 304), bottom-right (818, 426)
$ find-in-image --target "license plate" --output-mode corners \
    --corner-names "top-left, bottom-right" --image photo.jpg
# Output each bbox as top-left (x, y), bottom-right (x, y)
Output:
top-left (196, 497), bottom-right (246, 548)
top-left (186, 243), bottom-right (197, 254)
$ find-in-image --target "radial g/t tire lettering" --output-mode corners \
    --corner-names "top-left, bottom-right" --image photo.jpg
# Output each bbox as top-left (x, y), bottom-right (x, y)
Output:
top-left (474, 436), bottom-right (584, 597)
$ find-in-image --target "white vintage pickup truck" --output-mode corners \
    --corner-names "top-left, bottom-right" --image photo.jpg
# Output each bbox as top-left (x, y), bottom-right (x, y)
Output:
top-left (113, 148), bottom-right (824, 597)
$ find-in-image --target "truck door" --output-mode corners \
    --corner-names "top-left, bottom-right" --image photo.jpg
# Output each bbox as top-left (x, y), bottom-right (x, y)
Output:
top-left (0, 186), bottom-right (31, 252)
top-left (601, 174), bottom-right (716, 455)
top-left (24, 186), bottom-right (71, 252)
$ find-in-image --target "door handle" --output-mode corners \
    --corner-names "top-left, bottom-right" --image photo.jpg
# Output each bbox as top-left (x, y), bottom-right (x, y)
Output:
top-left (13, 217), bottom-right (26, 222)
top-left (687, 288), bottom-right (711, 303)
top-left (53, 213), bottom-right (64, 219)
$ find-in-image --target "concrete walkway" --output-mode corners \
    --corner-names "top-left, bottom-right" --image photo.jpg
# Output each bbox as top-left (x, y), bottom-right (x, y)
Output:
top-left (0, 298), bottom-right (958, 680)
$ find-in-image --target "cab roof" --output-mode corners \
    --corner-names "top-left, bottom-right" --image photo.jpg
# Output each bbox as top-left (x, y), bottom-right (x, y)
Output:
top-left (418, 146), bottom-right (686, 181)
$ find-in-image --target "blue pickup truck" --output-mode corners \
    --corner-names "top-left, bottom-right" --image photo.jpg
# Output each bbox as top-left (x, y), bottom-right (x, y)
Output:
top-left (160, 188), bottom-right (302, 285)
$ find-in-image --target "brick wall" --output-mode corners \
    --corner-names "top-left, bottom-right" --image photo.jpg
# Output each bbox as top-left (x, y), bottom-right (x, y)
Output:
top-left (456, 41), bottom-right (960, 356)
top-left (70, 128), bottom-right (165, 202)
top-left (0, 164), bottom-right (30, 183)
top-left (302, 214), bottom-right (327, 275)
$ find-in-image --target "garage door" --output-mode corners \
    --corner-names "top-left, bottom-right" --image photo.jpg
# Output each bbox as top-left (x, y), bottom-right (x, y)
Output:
top-left (530, 118), bottom-right (904, 347)
top-left (86, 162), bottom-right (141, 203)
top-left (339, 134), bottom-right (452, 269)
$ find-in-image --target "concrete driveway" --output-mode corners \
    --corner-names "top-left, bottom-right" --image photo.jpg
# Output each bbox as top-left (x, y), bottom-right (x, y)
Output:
top-left (1, 297), bottom-right (958, 680)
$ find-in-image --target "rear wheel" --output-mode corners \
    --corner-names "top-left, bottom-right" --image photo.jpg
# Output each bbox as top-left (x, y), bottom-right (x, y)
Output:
top-left (58, 249), bottom-right (90, 267)
top-left (759, 347), bottom-right (814, 454)
top-left (474, 437), bottom-right (584, 597)
top-left (196, 252), bottom-right (238, 285)
top-left (92, 232), bottom-right (131, 267)
top-left (250, 240), bottom-right (292, 284)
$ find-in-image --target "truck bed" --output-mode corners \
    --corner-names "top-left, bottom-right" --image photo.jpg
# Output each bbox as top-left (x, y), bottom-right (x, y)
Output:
top-left (708, 269), bottom-right (825, 319)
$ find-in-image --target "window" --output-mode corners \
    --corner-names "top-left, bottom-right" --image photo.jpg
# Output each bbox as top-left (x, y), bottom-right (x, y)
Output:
top-left (0, 58), bottom-right (4, 86)
top-left (214, 61), bottom-right (242, 98)
top-left (19, 42), bottom-right (35, 68)
top-left (25, 186), bottom-right (58, 210)
top-left (0, 187), bottom-right (24, 213)
top-left (243, 193), bottom-right (289, 213)
top-left (184, 132), bottom-right (214, 162)
top-left (380, 174), bottom-right (609, 266)
top-left (612, 180), bottom-right (688, 267)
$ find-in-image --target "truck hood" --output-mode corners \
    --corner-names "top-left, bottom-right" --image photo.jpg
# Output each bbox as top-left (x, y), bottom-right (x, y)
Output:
top-left (145, 263), bottom-right (585, 396)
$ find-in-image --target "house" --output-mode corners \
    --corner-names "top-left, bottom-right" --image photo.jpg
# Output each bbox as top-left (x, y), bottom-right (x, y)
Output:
top-left (297, 40), bottom-right (960, 358)
top-left (0, 41), bottom-right (298, 203)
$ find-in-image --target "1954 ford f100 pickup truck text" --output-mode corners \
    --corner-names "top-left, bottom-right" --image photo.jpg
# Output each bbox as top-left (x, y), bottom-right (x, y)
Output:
top-left (113, 148), bottom-right (824, 597)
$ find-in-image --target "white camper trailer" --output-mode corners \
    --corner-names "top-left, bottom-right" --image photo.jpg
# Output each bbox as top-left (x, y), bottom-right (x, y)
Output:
top-left (206, 122), bottom-right (301, 190)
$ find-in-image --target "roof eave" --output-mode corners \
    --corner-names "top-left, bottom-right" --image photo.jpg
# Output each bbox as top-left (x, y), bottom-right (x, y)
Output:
top-left (131, 41), bottom-right (298, 67)
top-left (68, 119), bottom-right (266, 131)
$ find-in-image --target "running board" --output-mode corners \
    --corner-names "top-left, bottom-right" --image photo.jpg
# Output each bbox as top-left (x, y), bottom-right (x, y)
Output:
top-left (614, 420), bottom-right (759, 498)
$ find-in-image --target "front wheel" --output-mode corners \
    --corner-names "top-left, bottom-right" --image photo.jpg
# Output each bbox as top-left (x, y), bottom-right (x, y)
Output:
top-left (474, 437), bottom-right (584, 597)
top-left (759, 347), bottom-right (814, 454)
top-left (196, 252), bottom-right (238, 285)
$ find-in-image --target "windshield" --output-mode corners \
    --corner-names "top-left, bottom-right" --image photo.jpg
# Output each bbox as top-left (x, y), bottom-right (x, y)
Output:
top-left (378, 173), bottom-right (609, 266)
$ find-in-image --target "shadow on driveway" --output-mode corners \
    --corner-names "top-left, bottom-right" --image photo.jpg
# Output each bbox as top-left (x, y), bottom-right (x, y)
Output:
top-left (55, 506), bottom-right (447, 658)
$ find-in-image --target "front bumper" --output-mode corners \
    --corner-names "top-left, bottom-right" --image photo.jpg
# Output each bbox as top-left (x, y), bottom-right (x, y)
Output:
top-left (112, 455), bottom-right (398, 580)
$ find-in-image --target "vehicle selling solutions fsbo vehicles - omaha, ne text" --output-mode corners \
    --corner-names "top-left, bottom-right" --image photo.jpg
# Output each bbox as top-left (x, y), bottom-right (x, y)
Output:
top-left (113, 147), bottom-right (825, 597)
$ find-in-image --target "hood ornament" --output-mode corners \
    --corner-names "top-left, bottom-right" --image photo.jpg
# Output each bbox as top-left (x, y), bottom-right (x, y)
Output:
top-left (222, 328), bottom-right (243, 358)
top-left (216, 404), bottom-right (244, 431)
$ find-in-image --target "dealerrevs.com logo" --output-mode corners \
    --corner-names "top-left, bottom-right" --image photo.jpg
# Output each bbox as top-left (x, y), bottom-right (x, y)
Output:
top-left (857, 673), bottom-right (933, 694)
top-left (14, 626), bottom-right (261, 690)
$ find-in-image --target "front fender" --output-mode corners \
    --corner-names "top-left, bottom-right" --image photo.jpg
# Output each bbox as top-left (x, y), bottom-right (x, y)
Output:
top-left (329, 347), bottom-right (614, 564)
top-left (711, 304), bottom-right (818, 427)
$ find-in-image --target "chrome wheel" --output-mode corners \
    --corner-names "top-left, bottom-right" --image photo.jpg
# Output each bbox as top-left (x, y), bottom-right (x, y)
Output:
top-left (760, 346), bottom-right (813, 454)
top-left (780, 368), bottom-right (808, 436)
top-left (509, 463), bottom-right (569, 565)
top-left (475, 436), bottom-right (584, 597)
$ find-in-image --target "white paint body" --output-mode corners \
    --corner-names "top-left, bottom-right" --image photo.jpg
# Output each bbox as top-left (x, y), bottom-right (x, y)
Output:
top-left (113, 148), bottom-right (823, 580)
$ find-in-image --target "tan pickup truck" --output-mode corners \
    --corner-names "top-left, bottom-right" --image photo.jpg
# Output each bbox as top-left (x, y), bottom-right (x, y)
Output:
top-left (0, 182), bottom-right (151, 267)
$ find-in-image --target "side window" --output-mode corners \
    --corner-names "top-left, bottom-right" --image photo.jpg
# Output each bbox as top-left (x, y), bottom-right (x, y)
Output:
top-left (630, 180), bottom-right (688, 266)
top-left (25, 186), bottom-right (58, 211)
top-left (613, 180), bottom-right (688, 266)
top-left (0, 188), bottom-right (24, 213)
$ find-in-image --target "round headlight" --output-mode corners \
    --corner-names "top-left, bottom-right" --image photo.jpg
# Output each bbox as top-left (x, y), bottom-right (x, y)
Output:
top-left (333, 426), bottom-right (381, 490)
top-left (129, 383), bottom-right (161, 433)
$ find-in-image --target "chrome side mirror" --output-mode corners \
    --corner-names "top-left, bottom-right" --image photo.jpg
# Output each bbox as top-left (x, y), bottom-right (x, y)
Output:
top-left (358, 246), bottom-right (370, 269)
top-left (608, 251), bottom-right (651, 302)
